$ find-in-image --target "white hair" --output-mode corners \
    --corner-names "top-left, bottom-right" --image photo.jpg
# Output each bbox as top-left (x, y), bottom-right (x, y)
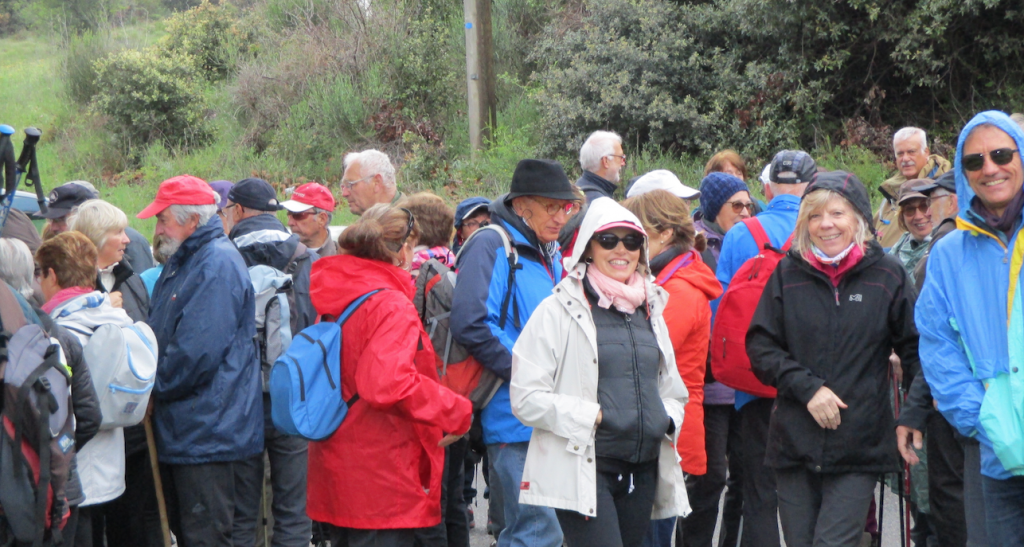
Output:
top-left (579, 131), bottom-right (623, 172)
top-left (344, 149), bottom-right (397, 189)
top-left (314, 207), bottom-right (334, 224)
top-left (169, 203), bottom-right (218, 227)
top-left (893, 127), bottom-right (927, 152)
top-left (68, 199), bottom-right (128, 250)
top-left (0, 239), bottom-right (36, 299)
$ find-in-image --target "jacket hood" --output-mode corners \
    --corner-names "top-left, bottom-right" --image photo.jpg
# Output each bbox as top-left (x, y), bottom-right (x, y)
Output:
top-left (657, 252), bottom-right (722, 301)
top-left (230, 214), bottom-right (302, 270)
top-left (954, 110), bottom-right (1024, 218)
top-left (563, 197), bottom-right (648, 271)
top-left (51, 291), bottom-right (134, 329)
top-left (454, 197), bottom-right (491, 229)
top-left (804, 171), bottom-right (875, 228)
top-left (309, 254), bottom-right (414, 316)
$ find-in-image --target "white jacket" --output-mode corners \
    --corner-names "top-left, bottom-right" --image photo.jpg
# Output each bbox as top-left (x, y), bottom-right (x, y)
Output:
top-left (52, 291), bottom-right (133, 506)
top-left (510, 198), bottom-right (690, 519)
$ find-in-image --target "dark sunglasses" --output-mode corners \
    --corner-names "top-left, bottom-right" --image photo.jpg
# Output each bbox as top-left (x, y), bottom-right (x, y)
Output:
top-left (901, 201), bottom-right (931, 216)
top-left (400, 208), bottom-right (415, 243)
top-left (593, 232), bottom-right (644, 252)
top-left (727, 200), bottom-right (755, 213)
top-left (286, 209), bottom-right (316, 221)
top-left (962, 148), bottom-right (1019, 172)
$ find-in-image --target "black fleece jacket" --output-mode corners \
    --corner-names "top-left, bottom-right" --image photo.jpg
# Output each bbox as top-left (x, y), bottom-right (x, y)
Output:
top-left (747, 241), bottom-right (919, 473)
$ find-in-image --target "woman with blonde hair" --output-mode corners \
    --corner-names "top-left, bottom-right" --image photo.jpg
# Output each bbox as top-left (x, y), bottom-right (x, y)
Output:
top-left (746, 172), bottom-right (919, 547)
top-left (307, 204), bottom-right (472, 546)
top-left (623, 190), bottom-right (722, 545)
top-left (510, 197), bottom-right (689, 547)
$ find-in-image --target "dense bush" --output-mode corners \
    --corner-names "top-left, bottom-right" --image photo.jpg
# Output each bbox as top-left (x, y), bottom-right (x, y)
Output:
top-left (163, 1), bottom-right (247, 81)
top-left (93, 47), bottom-right (211, 152)
top-left (532, 0), bottom-right (1024, 160)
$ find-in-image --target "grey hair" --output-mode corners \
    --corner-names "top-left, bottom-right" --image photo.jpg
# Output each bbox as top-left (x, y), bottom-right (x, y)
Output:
top-left (169, 203), bottom-right (218, 227)
top-left (1011, 113), bottom-right (1024, 131)
top-left (893, 127), bottom-right (928, 152)
top-left (67, 180), bottom-right (100, 198)
top-left (0, 239), bottom-right (36, 299)
top-left (579, 130), bottom-right (623, 172)
top-left (344, 149), bottom-right (397, 189)
top-left (314, 207), bottom-right (334, 224)
top-left (68, 199), bottom-right (128, 251)
top-left (792, 189), bottom-right (872, 257)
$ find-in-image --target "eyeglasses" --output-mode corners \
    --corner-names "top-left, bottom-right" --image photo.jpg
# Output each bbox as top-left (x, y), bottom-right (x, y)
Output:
top-left (463, 219), bottom-right (489, 230)
top-left (606, 154), bottom-right (627, 166)
top-left (340, 175), bottom-right (375, 191)
top-left (399, 208), bottom-right (415, 244)
top-left (962, 148), bottom-right (1019, 172)
top-left (727, 200), bottom-right (755, 213)
top-left (901, 201), bottom-right (931, 216)
top-left (286, 209), bottom-right (316, 221)
top-left (593, 232), bottom-right (644, 252)
top-left (530, 197), bottom-right (581, 217)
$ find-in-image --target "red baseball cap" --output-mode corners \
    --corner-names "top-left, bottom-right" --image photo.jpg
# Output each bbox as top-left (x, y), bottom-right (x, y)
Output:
top-left (137, 175), bottom-right (217, 219)
top-left (281, 182), bottom-right (336, 213)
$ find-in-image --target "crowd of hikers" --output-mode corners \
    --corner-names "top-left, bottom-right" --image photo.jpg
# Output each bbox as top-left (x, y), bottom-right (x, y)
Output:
top-left (2, 109), bottom-right (1024, 547)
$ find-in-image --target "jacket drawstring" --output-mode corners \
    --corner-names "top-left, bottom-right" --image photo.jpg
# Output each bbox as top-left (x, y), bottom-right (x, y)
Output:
top-left (617, 473), bottom-right (636, 494)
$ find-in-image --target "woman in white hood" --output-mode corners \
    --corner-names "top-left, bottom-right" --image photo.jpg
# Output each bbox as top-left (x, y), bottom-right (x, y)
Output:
top-left (510, 197), bottom-right (689, 547)
top-left (36, 231), bottom-right (135, 544)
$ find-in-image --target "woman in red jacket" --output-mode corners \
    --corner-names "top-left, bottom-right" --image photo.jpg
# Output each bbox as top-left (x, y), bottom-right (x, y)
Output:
top-left (624, 189), bottom-right (723, 545)
top-left (307, 204), bottom-right (473, 546)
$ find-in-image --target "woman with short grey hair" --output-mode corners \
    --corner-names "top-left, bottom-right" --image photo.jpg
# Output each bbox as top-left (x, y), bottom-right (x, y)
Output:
top-left (0, 237), bottom-right (36, 300)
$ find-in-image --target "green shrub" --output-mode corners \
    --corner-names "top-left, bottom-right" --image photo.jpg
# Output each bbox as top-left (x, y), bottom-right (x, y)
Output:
top-left (162, 1), bottom-right (246, 81)
top-left (93, 47), bottom-right (211, 153)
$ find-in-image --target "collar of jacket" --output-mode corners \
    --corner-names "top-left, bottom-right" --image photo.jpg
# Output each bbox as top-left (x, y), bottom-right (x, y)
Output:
top-left (96, 261), bottom-right (136, 294)
top-left (169, 215), bottom-right (227, 268)
top-left (766, 193), bottom-right (801, 212)
top-left (787, 240), bottom-right (885, 286)
top-left (577, 171), bottom-right (617, 199)
top-left (229, 213), bottom-right (287, 240)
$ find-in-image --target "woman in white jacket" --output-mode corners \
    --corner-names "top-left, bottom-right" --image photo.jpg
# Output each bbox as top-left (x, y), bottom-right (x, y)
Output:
top-left (510, 197), bottom-right (689, 547)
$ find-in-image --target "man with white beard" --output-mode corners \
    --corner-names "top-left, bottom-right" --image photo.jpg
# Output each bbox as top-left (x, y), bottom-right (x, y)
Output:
top-left (874, 127), bottom-right (951, 249)
top-left (137, 174), bottom-right (263, 547)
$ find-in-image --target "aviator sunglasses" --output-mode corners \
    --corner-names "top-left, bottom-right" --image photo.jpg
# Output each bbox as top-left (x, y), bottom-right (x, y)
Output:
top-left (593, 232), bottom-right (644, 252)
top-left (962, 148), bottom-right (1019, 172)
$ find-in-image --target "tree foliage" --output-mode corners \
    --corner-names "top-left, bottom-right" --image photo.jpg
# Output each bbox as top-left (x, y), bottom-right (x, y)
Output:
top-left (533, 0), bottom-right (1024, 159)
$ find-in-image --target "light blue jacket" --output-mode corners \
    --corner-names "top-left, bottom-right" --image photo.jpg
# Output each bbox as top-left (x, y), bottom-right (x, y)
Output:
top-left (916, 110), bottom-right (1024, 479)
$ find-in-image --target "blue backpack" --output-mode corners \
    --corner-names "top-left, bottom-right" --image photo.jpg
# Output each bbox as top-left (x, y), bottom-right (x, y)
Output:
top-left (269, 289), bottom-right (383, 440)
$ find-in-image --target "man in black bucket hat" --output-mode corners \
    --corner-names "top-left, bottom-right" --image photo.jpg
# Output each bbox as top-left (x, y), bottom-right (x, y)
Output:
top-left (450, 159), bottom-right (579, 547)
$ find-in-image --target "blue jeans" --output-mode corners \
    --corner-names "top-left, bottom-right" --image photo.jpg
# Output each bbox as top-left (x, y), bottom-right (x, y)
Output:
top-left (233, 396), bottom-right (311, 547)
top-left (641, 517), bottom-right (675, 547)
top-left (487, 442), bottom-right (563, 547)
top-left (981, 474), bottom-right (1024, 547)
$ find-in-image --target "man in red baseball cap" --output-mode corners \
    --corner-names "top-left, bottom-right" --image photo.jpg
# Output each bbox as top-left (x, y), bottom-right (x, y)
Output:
top-left (281, 182), bottom-right (338, 257)
top-left (138, 174), bottom-right (264, 546)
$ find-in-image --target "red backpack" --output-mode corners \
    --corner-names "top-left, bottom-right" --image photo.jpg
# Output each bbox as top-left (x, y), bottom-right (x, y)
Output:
top-left (710, 218), bottom-right (792, 398)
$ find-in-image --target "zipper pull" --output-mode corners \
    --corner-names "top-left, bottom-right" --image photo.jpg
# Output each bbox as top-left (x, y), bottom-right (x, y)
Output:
top-left (834, 288), bottom-right (840, 306)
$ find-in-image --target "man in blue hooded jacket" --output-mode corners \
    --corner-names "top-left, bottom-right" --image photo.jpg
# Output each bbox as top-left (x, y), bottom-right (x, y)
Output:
top-left (451, 159), bottom-right (580, 547)
top-left (917, 110), bottom-right (1024, 546)
top-left (139, 175), bottom-right (263, 547)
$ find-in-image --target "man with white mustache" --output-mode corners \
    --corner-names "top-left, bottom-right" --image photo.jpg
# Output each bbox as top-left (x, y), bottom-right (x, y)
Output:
top-left (874, 127), bottom-right (951, 249)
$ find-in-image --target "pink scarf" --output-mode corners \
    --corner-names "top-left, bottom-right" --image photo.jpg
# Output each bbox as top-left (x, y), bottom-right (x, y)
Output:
top-left (42, 286), bottom-right (95, 314)
top-left (586, 266), bottom-right (647, 314)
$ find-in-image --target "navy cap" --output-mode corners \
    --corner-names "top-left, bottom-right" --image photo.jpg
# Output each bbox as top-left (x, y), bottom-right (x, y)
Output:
top-left (769, 150), bottom-right (817, 184)
top-left (35, 182), bottom-right (100, 219)
top-left (228, 178), bottom-right (283, 212)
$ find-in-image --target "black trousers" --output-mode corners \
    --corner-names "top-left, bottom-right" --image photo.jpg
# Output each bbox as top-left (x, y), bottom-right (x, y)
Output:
top-left (413, 439), bottom-right (470, 547)
top-left (329, 526), bottom-right (417, 547)
top-left (776, 469), bottom-right (876, 547)
top-left (556, 465), bottom-right (659, 547)
top-left (740, 399), bottom-right (779, 547)
top-left (926, 412), bottom-right (967, 547)
top-left (161, 461), bottom-right (238, 547)
top-left (677, 404), bottom-right (743, 547)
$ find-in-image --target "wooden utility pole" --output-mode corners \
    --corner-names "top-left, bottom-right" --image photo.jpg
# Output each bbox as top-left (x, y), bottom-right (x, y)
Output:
top-left (463, 0), bottom-right (497, 154)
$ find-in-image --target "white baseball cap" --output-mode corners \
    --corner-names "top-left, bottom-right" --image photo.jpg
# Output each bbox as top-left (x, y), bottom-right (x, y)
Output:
top-left (626, 170), bottom-right (700, 200)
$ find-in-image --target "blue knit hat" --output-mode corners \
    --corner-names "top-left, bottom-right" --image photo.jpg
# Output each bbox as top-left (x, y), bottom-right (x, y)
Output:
top-left (699, 172), bottom-right (749, 223)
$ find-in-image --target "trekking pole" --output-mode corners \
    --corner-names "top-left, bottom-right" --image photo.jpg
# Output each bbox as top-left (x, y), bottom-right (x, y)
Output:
top-left (877, 473), bottom-right (884, 546)
top-left (145, 415), bottom-right (173, 547)
top-left (0, 124), bottom-right (16, 231)
top-left (0, 126), bottom-right (46, 232)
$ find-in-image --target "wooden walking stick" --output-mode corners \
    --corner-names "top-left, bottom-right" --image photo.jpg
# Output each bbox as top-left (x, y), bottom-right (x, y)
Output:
top-left (145, 415), bottom-right (173, 547)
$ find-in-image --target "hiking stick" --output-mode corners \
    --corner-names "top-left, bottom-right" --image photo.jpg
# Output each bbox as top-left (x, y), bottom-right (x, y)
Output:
top-left (145, 416), bottom-right (172, 547)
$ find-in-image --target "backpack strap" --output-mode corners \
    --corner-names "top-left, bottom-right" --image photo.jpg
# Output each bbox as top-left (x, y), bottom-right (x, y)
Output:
top-left (742, 217), bottom-right (771, 252)
top-left (781, 233), bottom-right (795, 252)
top-left (455, 224), bottom-right (522, 330)
top-left (334, 289), bottom-right (387, 407)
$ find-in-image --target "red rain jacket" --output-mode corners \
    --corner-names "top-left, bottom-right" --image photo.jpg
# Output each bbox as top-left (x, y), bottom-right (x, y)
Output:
top-left (655, 250), bottom-right (722, 475)
top-left (306, 254), bottom-right (473, 529)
